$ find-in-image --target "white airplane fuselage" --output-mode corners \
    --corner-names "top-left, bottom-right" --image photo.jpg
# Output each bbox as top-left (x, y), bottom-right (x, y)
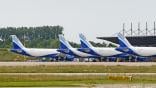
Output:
top-left (11, 47), bottom-right (59, 57)
top-left (90, 47), bottom-right (123, 57)
top-left (24, 48), bottom-right (58, 57)
top-left (132, 47), bottom-right (156, 57)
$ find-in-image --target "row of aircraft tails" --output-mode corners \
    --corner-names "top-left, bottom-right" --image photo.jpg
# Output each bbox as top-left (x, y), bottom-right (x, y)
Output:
top-left (10, 33), bottom-right (156, 61)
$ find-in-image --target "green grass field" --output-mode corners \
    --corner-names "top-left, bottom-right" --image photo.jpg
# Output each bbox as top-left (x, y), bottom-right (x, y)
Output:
top-left (0, 75), bottom-right (155, 87)
top-left (0, 48), bottom-right (33, 61)
top-left (0, 65), bottom-right (156, 73)
top-left (0, 65), bottom-right (155, 87)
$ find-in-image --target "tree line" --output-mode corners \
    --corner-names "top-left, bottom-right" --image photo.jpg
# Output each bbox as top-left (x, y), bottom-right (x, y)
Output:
top-left (0, 26), bottom-right (63, 48)
top-left (0, 25), bottom-right (111, 48)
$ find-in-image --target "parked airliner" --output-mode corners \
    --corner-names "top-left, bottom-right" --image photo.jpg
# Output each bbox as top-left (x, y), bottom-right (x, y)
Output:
top-left (57, 34), bottom-right (98, 58)
top-left (116, 33), bottom-right (156, 57)
top-left (78, 33), bottom-right (128, 58)
top-left (10, 35), bottom-right (60, 58)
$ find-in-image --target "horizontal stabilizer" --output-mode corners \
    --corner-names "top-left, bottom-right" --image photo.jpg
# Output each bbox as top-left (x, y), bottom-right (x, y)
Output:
top-left (57, 49), bottom-right (70, 54)
top-left (77, 48), bottom-right (92, 53)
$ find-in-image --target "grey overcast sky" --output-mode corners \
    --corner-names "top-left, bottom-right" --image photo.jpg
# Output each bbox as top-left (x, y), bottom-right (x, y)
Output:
top-left (0, 0), bottom-right (155, 42)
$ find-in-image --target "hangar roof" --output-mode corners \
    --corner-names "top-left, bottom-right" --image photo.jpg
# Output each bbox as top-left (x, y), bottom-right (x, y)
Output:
top-left (97, 36), bottom-right (156, 47)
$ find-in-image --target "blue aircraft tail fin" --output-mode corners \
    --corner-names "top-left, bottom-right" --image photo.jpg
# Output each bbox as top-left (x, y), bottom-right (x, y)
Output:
top-left (116, 33), bottom-right (137, 55)
top-left (117, 33), bottom-right (132, 48)
top-left (10, 35), bottom-right (25, 50)
top-left (58, 34), bottom-right (72, 49)
top-left (79, 33), bottom-right (93, 48)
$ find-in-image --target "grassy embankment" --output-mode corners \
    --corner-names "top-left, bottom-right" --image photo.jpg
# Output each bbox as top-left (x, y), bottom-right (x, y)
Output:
top-left (0, 65), bottom-right (155, 73)
top-left (0, 65), bottom-right (155, 86)
top-left (0, 75), bottom-right (155, 87)
top-left (0, 48), bottom-right (37, 61)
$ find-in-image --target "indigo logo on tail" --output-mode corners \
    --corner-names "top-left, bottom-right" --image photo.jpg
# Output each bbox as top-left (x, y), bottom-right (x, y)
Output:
top-left (11, 35), bottom-right (25, 50)
top-left (117, 33), bottom-right (131, 48)
top-left (79, 33), bottom-right (92, 48)
top-left (116, 33), bottom-right (138, 55)
top-left (59, 34), bottom-right (72, 49)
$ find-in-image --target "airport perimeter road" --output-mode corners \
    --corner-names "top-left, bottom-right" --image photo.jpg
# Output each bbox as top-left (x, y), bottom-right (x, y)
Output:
top-left (0, 73), bottom-right (156, 76)
top-left (0, 62), bottom-right (156, 66)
